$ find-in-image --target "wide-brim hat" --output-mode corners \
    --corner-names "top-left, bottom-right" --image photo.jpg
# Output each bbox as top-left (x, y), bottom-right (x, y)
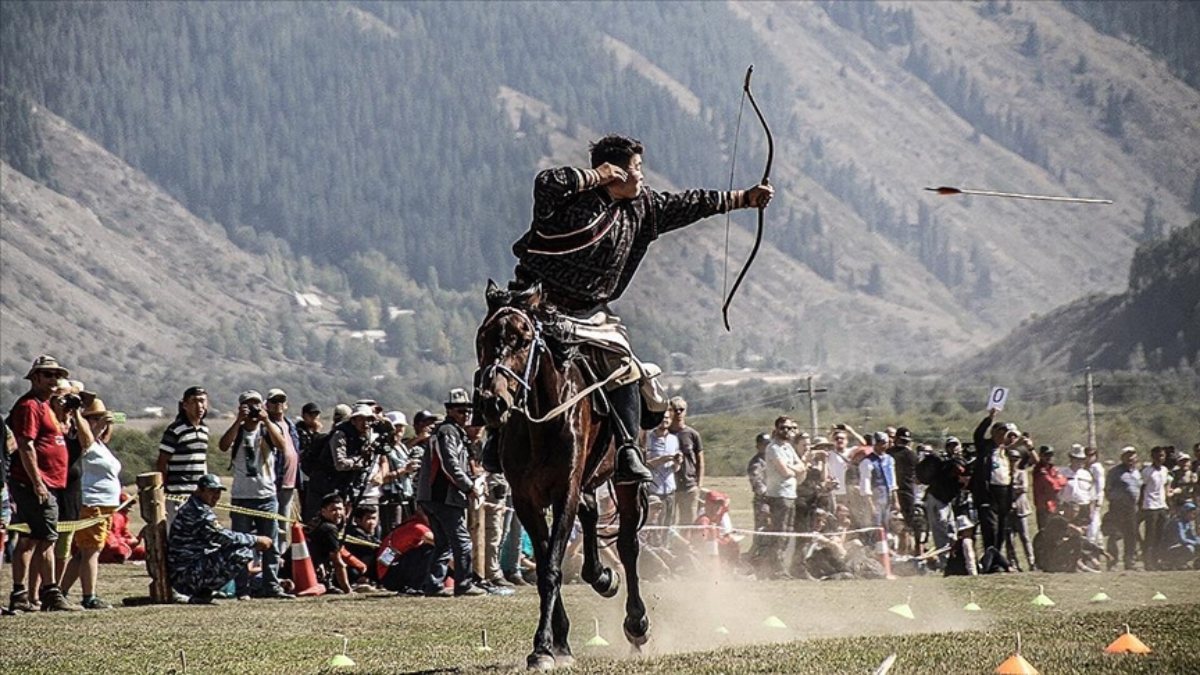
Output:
top-left (81, 397), bottom-right (113, 421)
top-left (349, 404), bottom-right (375, 419)
top-left (444, 387), bottom-right (472, 408)
top-left (811, 436), bottom-right (834, 449)
top-left (1068, 446), bottom-right (1088, 460)
top-left (25, 354), bottom-right (69, 380)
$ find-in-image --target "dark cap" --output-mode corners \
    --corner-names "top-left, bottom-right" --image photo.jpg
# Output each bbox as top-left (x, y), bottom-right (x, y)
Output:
top-left (301, 402), bottom-right (321, 416)
top-left (755, 432), bottom-right (771, 445)
top-left (196, 474), bottom-right (226, 491)
top-left (895, 427), bottom-right (913, 442)
top-left (1039, 445), bottom-right (1055, 455)
top-left (413, 410), bottom-right (438, 426)
top-left (182, 385), bottom-right (207, 400)
top-left (320, 492), bottom-right (342, 508)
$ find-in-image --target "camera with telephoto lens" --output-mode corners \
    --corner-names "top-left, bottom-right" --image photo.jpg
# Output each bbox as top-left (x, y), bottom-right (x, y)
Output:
top-left (245, 403), bottom-right (263, 420)
top-left (61, 393), bottom-right (83, 411)
top-left (367, 418), bottom-right (397, 454)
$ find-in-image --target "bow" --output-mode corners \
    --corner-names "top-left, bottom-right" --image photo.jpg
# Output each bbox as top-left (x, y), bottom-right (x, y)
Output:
top-left (721, 65), bottom-right (773, 332)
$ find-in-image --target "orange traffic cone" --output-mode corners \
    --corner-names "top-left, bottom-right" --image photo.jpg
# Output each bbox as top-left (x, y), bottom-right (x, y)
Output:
top-left (1104, 625), bottom-right (1151, 655)
top-left (995, 632), bottom-right (1039, 675)
top-left (290, 522), bottom-right (326, 597)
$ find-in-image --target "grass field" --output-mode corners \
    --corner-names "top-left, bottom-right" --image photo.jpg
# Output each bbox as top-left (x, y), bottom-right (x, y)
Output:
top-left (3, 477), bottom-right (1197, 673)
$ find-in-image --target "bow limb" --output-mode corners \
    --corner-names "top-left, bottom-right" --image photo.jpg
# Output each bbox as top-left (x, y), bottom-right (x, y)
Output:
top-left (721, 65), bottom-right (773, 332)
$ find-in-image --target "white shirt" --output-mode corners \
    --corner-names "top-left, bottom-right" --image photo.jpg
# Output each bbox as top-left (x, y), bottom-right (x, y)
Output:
top-left (764, 441), bottom-right (800, 499)
top-left (826, 449), bottom-right (850, 496)
top-left (81, 441), bottom-right (123, 507)
top-left (1059, 465), bottom-right (1095, 505)
top-left (1088, 462), bottom-right (1105, 505)
top-left (1140, 465), bottom-right (1171, 510)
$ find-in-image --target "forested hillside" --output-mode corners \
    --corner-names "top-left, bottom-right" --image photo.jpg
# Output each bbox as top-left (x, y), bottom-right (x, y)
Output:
top-left (960, 218), bottom-right (1200, 374)
top-left (2, 1), bottom-right (1198, 411)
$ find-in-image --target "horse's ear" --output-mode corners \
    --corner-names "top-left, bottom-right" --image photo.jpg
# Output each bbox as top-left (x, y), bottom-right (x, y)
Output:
top-left (485, 279), bottom-right (506, 312)
top-left (527, 283), bottom-right (542, 309)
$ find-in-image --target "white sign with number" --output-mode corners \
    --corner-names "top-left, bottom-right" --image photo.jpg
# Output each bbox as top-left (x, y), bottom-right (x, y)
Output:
top-left (988, 386), bottom-right (1009, 411)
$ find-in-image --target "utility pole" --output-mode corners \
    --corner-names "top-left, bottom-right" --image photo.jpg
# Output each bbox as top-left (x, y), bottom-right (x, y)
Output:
top-left (1075, 367), bottom-right (1098, 448)
top-left (796, 375), bottom-right (828, 438)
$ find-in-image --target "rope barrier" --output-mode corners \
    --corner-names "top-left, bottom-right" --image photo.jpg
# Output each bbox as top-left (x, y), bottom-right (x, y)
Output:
top-left (163, 494), bottom-right (379, 549)
top-left (6, 496), bottom-right (137, 535)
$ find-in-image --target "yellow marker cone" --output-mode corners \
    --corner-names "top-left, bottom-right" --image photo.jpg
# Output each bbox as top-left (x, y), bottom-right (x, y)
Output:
top-left (1105, 624), bottom-right (1151, 654)
top-left (1030, 584), bottom-right (1055, 607)
top-left (964, 591), bottom-right (983, 612)
top-left (762, 615), bottom-right (788, 629)
top-left (476, 629), bottom-right (493, 652)
top-left (328, 636), bottom-right (355, 668)
top-left (995, 632), bottom-right (1039, 675)
top-left (714, 625), bottom-right (730, 635)
top-left (584, 618), bottom-right (610, 647)
top-left (1151, 591), bottom-right (1167, 601)
top-left (888, 587), bottom-right (915, 619)
top-left (1090, 591), bottom-right (1111, 603)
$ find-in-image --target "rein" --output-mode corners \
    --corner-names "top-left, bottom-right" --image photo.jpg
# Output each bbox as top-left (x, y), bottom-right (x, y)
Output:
top-left (481, 305), bottom-right (632, 425)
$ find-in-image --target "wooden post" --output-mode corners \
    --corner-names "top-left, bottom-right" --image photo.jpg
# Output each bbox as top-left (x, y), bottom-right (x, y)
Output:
top-left (137, 472), bottom-right (171, 603)
top-left (470, 495), bottom-right (486, 579)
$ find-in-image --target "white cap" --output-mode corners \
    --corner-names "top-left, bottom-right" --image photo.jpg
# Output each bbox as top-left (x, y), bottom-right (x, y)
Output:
top-left (385, 411), bottom-right (408, 426)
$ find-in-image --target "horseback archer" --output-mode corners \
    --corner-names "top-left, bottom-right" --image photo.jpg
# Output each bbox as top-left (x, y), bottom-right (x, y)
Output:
top-left (483, 134), bottom-right (775, 483)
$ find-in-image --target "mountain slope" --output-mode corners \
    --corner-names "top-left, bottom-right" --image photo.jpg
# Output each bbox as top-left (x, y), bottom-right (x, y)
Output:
top-left (2, 1), bottom-right (1198, 382)
top-left (959, 219), bottom-right (1200, 374)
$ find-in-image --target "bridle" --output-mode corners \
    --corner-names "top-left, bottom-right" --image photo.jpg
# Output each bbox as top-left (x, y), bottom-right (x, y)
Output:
top-left (480, 306), bottom-right (545, 413)
top-left (478, 305), bottom-right (632, 425)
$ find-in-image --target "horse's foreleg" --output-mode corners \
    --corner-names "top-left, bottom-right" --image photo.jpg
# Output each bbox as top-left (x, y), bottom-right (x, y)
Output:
top-left (614, 483), bottom-right (649, 650)
top-left (514, 499), bottom-right (556, 671)
top-left (547, 495), bottom-right (578, 665)
top-left (577, 492), bottom-right (619, 597)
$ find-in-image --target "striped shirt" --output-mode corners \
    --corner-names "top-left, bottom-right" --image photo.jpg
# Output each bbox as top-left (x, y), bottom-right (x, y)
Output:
top-left (159, 417), bottom-right (210, 494)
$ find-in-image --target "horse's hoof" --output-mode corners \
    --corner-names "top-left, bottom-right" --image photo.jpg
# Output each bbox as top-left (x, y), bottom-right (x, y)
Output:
top-left (526, 653), bottom-right (556, 671)
top-left (594, 568), bottom-right (620, 599)
top-left (623, 616), bottom-right (650, 648)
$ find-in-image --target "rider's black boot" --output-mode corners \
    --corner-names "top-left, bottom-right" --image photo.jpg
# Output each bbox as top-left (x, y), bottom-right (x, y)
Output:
top-left (613, 442), bottom-right (653, 485)
top-left (480, 433), bottom-right (502, 474)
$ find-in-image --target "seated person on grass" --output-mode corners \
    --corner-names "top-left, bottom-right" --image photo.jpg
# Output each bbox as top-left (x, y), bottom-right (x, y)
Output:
top-left (1161, 500), bottom-right (1199, 570)
top-left (167, 474), bottom-right (272, 604)
top-left (343, 504), bottom-right (381, 586)
top-left (305, 493), bottom-right (353, 594)
top-left (376, 511), bottom-right (436, 594)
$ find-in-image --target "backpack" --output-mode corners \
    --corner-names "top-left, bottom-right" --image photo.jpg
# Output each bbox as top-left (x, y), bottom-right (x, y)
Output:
top-left (916, 453), bottom-right (944, 486)
top-left (300, 431), bottom-right (332, 476)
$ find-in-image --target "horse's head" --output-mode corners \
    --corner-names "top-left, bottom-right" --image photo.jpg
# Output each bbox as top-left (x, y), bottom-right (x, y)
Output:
top-left (476, 280), bottom-right (544, 426)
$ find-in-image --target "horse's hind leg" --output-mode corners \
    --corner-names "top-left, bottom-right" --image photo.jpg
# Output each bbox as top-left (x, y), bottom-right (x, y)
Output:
top-left (578, 491), bottom-right (619, 598)
top-left (614, 483), bottom-right (649, 651)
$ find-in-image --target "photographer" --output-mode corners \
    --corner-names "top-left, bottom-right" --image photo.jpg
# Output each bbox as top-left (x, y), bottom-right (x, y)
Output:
top-left (372, 411), bottom-right (420, 535)
top-left (302, 405), bottom-right (376, 521)
top-left (218, 390), bottom-right (290, 599)
top-left (971, 411), bottom-right (1032, 573)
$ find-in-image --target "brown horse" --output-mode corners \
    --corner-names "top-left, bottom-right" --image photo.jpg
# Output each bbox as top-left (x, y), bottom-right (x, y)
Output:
top-left (475, 280), bottom-right (649, 670)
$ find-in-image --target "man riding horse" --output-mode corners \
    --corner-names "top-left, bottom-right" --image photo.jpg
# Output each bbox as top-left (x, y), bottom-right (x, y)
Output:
top-left (484, 134), bottom-right (774, 483)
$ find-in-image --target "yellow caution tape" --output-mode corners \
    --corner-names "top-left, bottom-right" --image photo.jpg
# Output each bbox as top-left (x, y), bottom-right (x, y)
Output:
top-left (163, 494), bottom-right (378, 549)
top-left (6, 496), bottom-right (137, 535)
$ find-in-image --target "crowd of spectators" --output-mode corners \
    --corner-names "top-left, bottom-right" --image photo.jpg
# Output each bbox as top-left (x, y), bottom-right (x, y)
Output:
top-left (739, 409), bottom-right (1199, 579)
top-left (4, 354), bottom-right (1197, 615)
